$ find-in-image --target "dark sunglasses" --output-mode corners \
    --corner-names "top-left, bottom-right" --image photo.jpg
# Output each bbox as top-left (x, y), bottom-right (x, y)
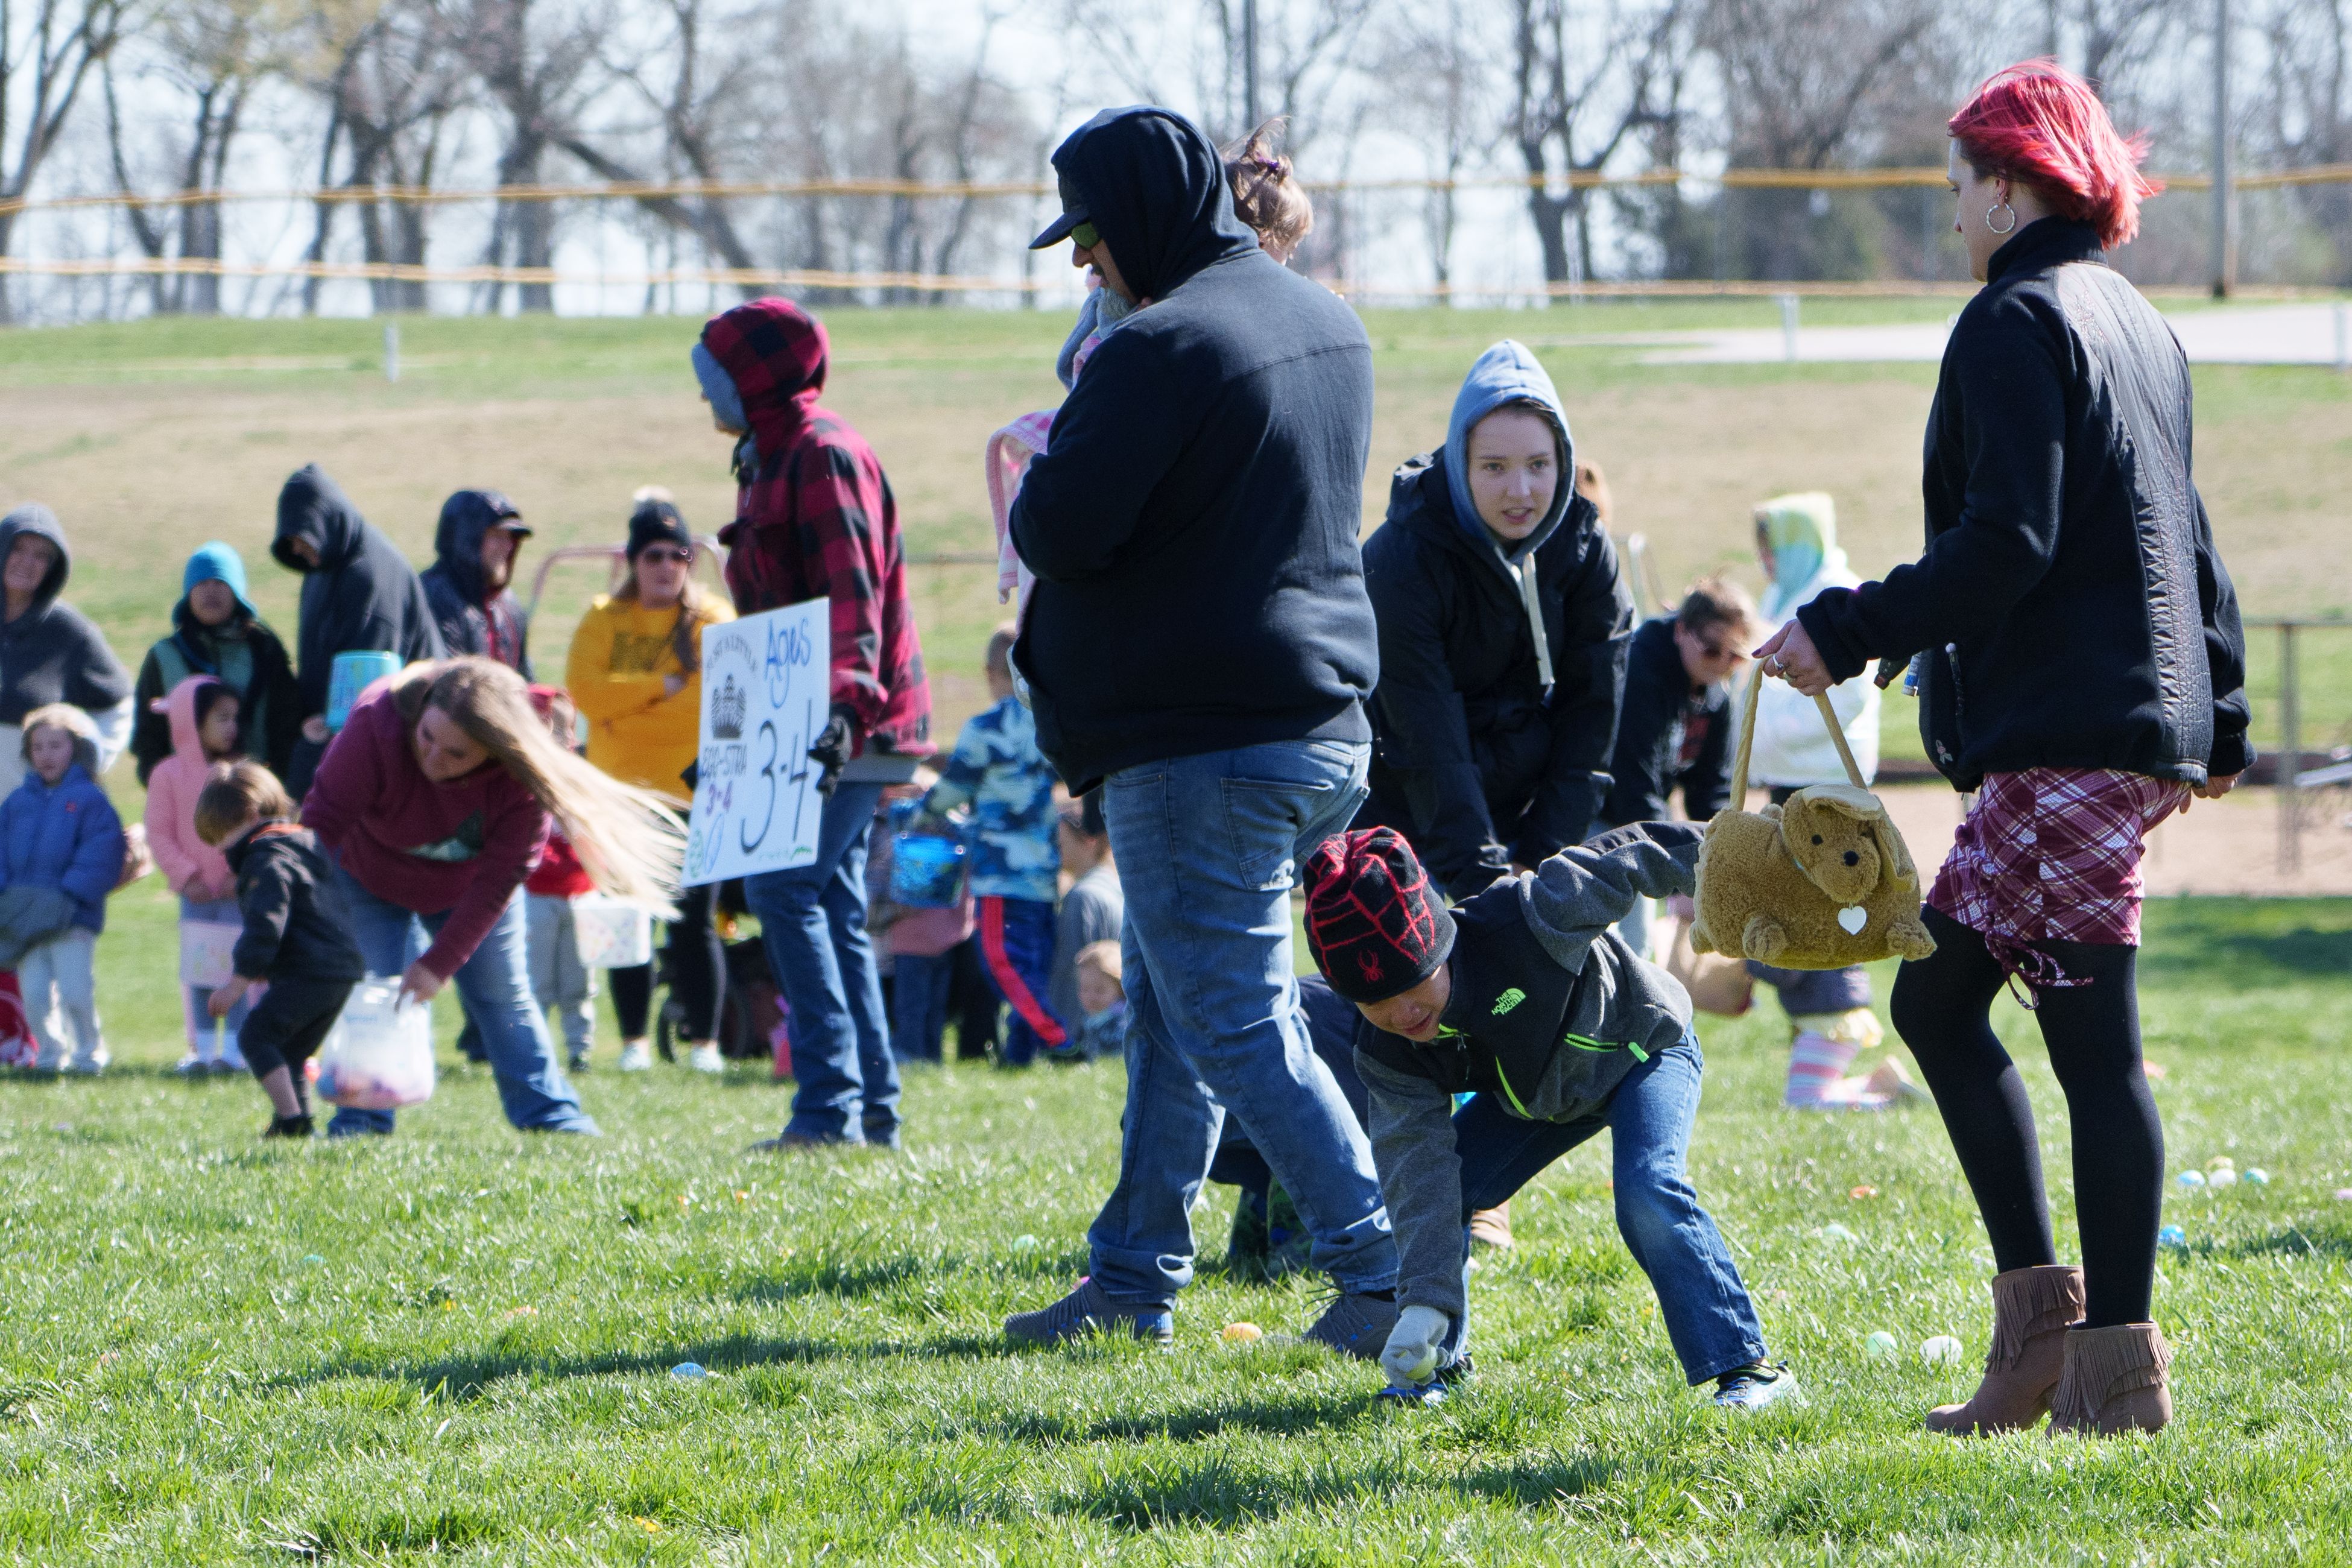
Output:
top-left (1070, 220), bottom-right (1101, 249)
top-left (639, 546), bottom-right (693, 566)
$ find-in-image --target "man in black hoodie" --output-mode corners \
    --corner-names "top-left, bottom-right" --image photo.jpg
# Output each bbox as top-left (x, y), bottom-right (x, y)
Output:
top-left (270, 465), bottom-right (444, 796)
top-left (1002, 106), bottom-right (1400, 1359)
top-left (421, 489), bottom-right (533, 676)
top-left (0, 505), bottom-right (133, 792)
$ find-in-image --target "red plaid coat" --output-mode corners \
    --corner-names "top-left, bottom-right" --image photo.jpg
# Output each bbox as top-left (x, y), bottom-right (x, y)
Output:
top-left (702, 299), bottom-right (932, 759)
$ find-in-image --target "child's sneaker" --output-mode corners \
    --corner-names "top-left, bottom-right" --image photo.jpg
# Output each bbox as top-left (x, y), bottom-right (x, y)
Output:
top-left (688, 1043), bottom-right (724, 1074)
top-left (264, 1113), bottom-right (315, 1139)
top-left (567, 1045), bottom-right (591, 1073)
top-left (1301, 1287), bottom-right (1402, 1361)
top-left (1003, 1279), bottom-right (1174, 1347)
top-left (1713, 1361), bottom-right (1803, 1411)
top-left (209, 1058), bottom-right (243, 1078)
top-left (618, 1042), bottom-right (652, 1072)
top-left (172, 1053), bottom-right (206, 1076)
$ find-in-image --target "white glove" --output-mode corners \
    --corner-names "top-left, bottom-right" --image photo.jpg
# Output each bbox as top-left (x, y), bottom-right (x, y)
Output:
top-left (1379, 1305), bottom-right (1451, 1388)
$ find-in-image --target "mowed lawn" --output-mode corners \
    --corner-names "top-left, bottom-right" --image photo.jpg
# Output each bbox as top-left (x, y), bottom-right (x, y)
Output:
top-left (1, 311), bottom-right (2348, 1560)
top-left (1, 888), bottom-right (2348, 1561)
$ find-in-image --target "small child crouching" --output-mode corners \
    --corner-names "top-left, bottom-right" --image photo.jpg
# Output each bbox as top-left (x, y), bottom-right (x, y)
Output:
top-left (195, 761), bottom-right (366, 1137)
top-left (1303, 824), bottom-right (1798, 1411)
top-left (1, 706), bottom-right (125, 1073)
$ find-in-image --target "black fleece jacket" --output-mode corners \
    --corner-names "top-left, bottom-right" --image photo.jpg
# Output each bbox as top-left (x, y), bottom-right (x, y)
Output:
top-left (1009, 106), bottom-right (1377, 794)
top-left (1601, 616), bottom-right (1733, 828)
top-left (0, 505), bottom-right (131, 728)
top-left (421, 490), bottom-right (532, 677)
top-left (1362, 456), bottom-right (1631, 898)
top-left (226, 821), bottom-right (366, 983)
top-left (1797, 219), bottom-right (2251, 790)
top-left (272, 465), bottom-right (446, 721)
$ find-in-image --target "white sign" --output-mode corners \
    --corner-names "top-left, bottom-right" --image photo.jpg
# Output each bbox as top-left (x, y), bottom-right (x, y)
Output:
top-left (683, 599), bottom-right (828, 885)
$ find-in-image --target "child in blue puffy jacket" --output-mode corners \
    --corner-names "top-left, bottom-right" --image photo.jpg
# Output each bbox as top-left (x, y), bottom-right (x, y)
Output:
top-left (0, 706), bottom-right (125, 1072)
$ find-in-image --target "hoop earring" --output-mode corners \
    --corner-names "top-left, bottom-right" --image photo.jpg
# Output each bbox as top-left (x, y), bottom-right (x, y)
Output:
top-left (1986, 202), bottom-right (2017, 235)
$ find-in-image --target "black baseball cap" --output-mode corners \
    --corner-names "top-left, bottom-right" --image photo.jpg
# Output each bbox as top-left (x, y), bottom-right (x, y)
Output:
top-left (1028, 168), bottom-right (1092, 250)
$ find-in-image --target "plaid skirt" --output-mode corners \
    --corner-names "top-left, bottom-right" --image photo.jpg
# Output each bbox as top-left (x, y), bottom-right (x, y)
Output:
top-left (1927, 767), bottom-right (2190, 992)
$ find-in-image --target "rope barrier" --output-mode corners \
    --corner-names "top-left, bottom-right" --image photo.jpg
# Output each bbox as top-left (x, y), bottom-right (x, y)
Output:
top-left (5, 162), bottom-right (2349, 219)
top-left (8, 254), bottom-right (2338, 302)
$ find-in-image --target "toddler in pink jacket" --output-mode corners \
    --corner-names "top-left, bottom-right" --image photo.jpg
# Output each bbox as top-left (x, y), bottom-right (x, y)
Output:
top-left (144, 676), bottom-right (249, 1073)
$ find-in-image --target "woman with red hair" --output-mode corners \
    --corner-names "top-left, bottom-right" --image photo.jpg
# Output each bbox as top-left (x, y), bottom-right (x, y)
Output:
top-left (1756, 60), bottom-right (2251, 1438)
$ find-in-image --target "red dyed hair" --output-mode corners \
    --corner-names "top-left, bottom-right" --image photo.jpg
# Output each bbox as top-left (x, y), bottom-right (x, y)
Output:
top-left (1948, 59), bottom-right (2160, 250)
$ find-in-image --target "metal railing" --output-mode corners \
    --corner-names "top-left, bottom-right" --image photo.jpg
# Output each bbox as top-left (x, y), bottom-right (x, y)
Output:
top-left (2248, 616), bottom-right (2352, 874)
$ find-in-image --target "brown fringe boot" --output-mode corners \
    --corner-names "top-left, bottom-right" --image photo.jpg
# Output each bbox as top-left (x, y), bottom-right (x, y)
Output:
top-left (2049, 1322), bottom-right (2173, 1437)
top-left (1924, 1264), bottom-right (2084, 1435)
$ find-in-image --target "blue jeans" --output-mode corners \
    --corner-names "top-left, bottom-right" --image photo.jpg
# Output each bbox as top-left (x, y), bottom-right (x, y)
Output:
top-left (1449, 1040), bottom-right (1767, 1384)
top-left (976, 894), bottom-right (1064, 1064)
top-left (745, 782), bottom-right (897, 1145)
top-left (326, 865), bottom-right (599, 1137)
top-left (1089, 738), bottom-right (1397, 1306)
top-left (891, 950), bottom-right (952, 1063)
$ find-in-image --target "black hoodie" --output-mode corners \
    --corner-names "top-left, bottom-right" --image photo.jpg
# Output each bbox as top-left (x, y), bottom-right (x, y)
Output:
top-left (271, 466), bottom-right (445, 720)
top-left (420, 489), bottom-right (532, 677)
top-left (1008, 106), bottom-right (1378, 794)
top-left (224, 820), bottom-right (367, 982)
top-left (0, 504), bottom-right (131, 729)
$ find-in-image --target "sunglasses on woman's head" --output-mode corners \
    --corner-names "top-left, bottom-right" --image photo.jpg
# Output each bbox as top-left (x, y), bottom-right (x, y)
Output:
top-left (640, 547), bottom-right (692, 566)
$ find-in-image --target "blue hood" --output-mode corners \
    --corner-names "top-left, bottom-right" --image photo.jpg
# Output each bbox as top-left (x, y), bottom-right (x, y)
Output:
top-left (182, 542), bottom-right (258, 619)
top-left (1442, 341), bottom-right (1575, 566)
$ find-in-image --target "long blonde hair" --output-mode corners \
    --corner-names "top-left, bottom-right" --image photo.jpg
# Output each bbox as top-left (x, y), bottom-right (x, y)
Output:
top-left (396, 659), bottom-right (685, 913)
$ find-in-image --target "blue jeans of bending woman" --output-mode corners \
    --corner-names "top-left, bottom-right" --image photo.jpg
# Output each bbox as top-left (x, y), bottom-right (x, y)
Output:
top-left (324, 862), bottom-right (600, 1137)
top-left (1444, 1039), bottom-right (1766, 1383)
top-left (745, 782), bottom-right (897, 1146)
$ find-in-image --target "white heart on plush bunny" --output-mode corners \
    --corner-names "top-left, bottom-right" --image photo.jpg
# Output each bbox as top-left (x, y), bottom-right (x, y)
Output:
top-left (1838, 906), bottom-right (1868, 935)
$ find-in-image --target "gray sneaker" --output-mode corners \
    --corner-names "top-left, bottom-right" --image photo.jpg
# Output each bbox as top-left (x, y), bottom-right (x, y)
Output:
top-left (1301, 1288), bottom-right (1401, 1361)
top-left (1004, 1279), bottom-right (1174, 1347)
top-left (1713, 1361), bottom-right (1804, 1411)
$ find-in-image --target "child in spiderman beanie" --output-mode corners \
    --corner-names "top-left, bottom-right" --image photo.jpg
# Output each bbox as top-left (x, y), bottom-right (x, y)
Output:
top-left (1302, 823), bottom-right (1798, 1410)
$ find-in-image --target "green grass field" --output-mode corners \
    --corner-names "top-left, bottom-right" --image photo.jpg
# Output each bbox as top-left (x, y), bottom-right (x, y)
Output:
top-left (2, 310), bottom-right (2350, 1560)
top-left (3, 889), bottom-right (2348, 1562)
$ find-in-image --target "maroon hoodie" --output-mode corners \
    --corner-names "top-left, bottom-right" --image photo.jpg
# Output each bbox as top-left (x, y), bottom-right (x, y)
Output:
top-left (700, 299), bottom-right (932, 760)
top-left (302, 678), bottom-right (551, 980)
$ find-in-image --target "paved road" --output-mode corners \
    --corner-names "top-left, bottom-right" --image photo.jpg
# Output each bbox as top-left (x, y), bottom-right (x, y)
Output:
top-left (1643, 301), bottom-right (2352, 366)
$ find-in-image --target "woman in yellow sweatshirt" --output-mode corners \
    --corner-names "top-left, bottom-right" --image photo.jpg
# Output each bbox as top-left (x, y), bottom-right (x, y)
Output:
top-left (566, 495), bottom-right (735, 1073)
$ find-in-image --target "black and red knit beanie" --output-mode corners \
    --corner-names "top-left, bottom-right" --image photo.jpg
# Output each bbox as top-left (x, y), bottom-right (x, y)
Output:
top-left (1303, 827), bottom-right (1456, 1005)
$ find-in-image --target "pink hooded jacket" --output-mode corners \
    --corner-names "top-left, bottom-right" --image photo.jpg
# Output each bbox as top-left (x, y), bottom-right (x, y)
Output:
top-left (142, 675), bottom-right (233, 903)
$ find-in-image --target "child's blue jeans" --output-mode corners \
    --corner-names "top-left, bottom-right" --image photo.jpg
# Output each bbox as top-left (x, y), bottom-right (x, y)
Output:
top-left (891, 950), bottom-right (952, 1063)
top-left (1447, 1038), bottom-right (1769, 1385)
top-left (975, 895), bottom-right (1063, 1064)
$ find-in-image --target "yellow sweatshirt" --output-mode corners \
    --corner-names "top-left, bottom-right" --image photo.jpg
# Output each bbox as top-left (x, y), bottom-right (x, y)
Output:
top-left (565, 593), bottom-right (735, 797)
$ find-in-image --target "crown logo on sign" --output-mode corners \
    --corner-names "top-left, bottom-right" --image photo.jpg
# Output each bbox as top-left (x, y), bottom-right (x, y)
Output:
top-left (712, 674), bottom-right (747, 739)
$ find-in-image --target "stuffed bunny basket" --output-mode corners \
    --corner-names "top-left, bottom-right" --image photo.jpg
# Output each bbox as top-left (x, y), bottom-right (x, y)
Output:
top-left (1688, 673), bottom-right (1937, 970)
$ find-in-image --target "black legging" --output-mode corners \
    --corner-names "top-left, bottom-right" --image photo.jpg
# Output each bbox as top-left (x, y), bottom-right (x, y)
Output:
top-left (610, 882), bottom-right (724, 1041)
top-left (1891, 905), bottom-right (2162, 1328)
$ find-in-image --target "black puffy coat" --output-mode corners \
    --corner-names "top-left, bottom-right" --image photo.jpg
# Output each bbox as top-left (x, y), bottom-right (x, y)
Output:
top-left (1359, 455), bottom-right (1631, 899)
top-left (1799, 218), bottom-right (2251, 790)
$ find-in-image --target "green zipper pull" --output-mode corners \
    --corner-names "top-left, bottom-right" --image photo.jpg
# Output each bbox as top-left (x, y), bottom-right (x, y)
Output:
top-left (1628, 1042), bottom-right (1649, 1063)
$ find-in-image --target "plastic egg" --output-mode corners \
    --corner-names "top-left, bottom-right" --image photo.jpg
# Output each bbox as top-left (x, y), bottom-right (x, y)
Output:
top-left (2206, 1155), bottom-right (2235, 1172)
top-left (1864, 1330), bottom-right (1899, 1361)
top-left (2176, 1169), bottom-right (2206, 1189)
top-left (2244, 1168), bottom-right (2270, 1186)
top-left (2207, 1167), bottom-right (2239, 1190)
top-left (1010, 1234), bottom-right (1040, 1251)
top-left (1221, 1321), bottom-right (1263, 1344)
top-left (669, 1362), bottom-right (708, 1381)
top-left (1920, 1335), bottom-right (1964, 1367)
top-left (1819, 1222), bottom-right (1859, 1243)
top-left (2158, 1224), bottom-right (2187, 1247)
top-left (2333, 1189), bottom-right (2352, 1203)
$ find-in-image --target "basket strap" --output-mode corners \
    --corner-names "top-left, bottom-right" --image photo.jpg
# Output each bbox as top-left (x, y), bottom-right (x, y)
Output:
top-left (1811, 691), bottom-right (1869, 788)
top-left (1727, 668), bottom-right (1763, 806)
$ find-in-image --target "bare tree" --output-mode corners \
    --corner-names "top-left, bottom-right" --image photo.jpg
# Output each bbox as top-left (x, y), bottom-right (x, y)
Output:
top-left (462, 0), bottom-right (604, 311)
top-left (1, 0), bottom-right (140, 321)
top-left (2255, 0), bottom-right (2350, 283)
top-left (1511, 0), bottom-right (1690, 287)
top-left (1376, 0), bottom-right (1493, 296)
top-left (288, 0), bottom-right (471, 314)
top-left (100, 0), bottom-right (283, 315)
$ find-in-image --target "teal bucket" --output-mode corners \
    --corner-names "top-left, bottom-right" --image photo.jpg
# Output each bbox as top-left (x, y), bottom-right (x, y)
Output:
top-left (326, 650), bottom-right (401, 731)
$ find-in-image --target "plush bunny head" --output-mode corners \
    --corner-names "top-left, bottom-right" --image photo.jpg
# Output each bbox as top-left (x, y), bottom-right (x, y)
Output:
top-left (1780, 785), bottom-right (1900, 905)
